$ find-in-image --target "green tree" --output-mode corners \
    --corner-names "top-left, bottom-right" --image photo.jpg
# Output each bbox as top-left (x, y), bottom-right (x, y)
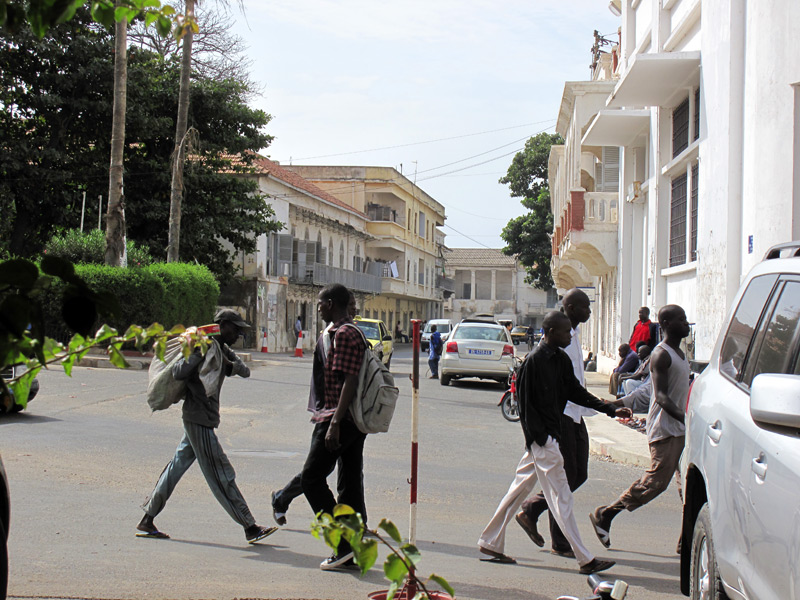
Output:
top-left (499, 132), bottom-right (563, 289)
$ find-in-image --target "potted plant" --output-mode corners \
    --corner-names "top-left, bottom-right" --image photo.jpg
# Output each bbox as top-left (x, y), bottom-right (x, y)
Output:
top-left (312, 505), bottom-right (455, 600)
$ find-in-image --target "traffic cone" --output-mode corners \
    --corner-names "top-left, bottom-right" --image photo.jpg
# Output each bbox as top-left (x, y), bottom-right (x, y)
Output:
top-left (260, 329), bottom-right (269, 353)
top-left (294, 330), bottom-right (304, 357)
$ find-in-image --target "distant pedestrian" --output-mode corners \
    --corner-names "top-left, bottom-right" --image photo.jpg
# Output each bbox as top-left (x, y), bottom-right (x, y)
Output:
top-left (302, 284), bottom-right (368, 571)
top-left (629, 306), bottom-right (658, 349)
top-left (395, 321), bottom-right (409, 343)
top-left (526, 326), bottom-right (535, 351)
top-left (428, 324), bottom-right (442, 379)
top-left (294, 316), bottom-right (302, 340)
top-left (590, 304), bottom-right (690, 549)
top-left (478, 310), bottom-right (630, 574)
top-left (271, 293), bottom-right (363, 527)
top-left (608, 343), bottom-right (639, 395)
top-left (136, 310), bottom-right (277, 545)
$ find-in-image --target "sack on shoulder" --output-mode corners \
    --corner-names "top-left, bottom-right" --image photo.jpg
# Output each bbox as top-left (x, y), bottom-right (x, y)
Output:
top-left (146, 338), bottom-right (187, 411)
top-left (338, 324), bottom-right (399, 434)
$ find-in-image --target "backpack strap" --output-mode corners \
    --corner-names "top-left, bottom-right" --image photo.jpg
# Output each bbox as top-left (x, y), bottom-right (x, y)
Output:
top-left (334, 322), bottom-right (370, 351)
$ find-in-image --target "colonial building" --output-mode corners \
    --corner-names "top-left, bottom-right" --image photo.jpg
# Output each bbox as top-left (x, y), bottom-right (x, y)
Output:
top-left (285, 165), bottom-right (451, 335)
top-left (551, 0), bottom-right (800, 370)
top-left (444, 248), bottom-right (555, 327)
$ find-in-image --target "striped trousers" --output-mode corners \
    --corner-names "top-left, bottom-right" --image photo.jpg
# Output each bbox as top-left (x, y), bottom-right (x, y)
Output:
top-left (142, 420), bottom-right (256, 529)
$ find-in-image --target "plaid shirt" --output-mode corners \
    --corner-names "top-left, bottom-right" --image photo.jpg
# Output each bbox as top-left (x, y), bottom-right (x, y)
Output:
top-left (313, 317), bottom-right (366, 423)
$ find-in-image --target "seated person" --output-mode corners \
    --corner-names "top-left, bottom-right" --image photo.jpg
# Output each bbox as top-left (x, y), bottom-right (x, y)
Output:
top-left (608, 343), bottom-right (639, 395)
top-left (612, 375), bottom-right (651, 415)
top-left (618, 344), bottom-right (651, 396)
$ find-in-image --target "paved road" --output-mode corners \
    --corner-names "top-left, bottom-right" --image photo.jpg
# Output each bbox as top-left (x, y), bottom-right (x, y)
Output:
top-left (1, 346), bottom-right (682, 600)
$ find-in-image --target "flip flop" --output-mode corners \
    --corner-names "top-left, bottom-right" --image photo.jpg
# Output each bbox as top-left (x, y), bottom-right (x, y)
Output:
top-left (135, 530), bottom-right (170, 539)
top-left (478, 547), bottom-right (516, 564)
top-left (589, 511), bottom-right (611, 548)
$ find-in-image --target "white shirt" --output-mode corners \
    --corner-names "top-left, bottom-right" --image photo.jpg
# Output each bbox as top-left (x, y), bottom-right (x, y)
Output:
top-left (562, 325), bottom-right (597, 423)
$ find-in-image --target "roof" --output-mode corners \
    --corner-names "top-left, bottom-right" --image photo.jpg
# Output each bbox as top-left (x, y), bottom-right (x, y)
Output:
top-left (446, 248), bottom-right (517, 268)
top-left (251, 156), bottom-right (367, 219)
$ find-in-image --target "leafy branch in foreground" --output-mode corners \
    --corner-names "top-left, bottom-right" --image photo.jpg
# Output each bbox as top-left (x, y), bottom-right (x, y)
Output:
top-left (311, 505), bottom-right (454, 600)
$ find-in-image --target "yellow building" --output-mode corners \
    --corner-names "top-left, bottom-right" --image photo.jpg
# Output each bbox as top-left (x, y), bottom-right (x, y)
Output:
top-left (286, 166), bottom-right (452, 336)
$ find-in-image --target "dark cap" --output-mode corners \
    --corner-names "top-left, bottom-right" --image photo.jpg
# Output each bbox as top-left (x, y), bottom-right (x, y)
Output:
top-left (214, 308), bottom-right (250, 328)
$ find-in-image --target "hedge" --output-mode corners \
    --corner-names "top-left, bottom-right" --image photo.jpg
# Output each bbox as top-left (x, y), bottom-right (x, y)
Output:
top-left (41, 262), bottom-right (220, 341)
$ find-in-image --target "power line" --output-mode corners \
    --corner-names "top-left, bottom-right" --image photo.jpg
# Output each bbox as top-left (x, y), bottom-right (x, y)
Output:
top-left (443, 223), bottom-right (496, 249)
top-left (282, 119), bottom-right (556, 162)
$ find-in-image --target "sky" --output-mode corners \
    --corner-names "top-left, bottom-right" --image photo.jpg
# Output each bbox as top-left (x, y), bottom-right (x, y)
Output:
top-left (230, 1), bottom-right (620, 249)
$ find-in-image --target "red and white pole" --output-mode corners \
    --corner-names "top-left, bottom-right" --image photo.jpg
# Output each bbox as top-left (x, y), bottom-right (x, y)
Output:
top-left (409, 319), bottom-right (421, 545)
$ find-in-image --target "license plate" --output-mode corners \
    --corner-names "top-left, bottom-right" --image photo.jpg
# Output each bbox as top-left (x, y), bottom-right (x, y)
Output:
top-left (467, 349), bottom-right (492, 355)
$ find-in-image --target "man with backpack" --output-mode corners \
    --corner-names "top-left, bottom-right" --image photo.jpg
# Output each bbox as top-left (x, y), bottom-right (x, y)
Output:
top-left (428, 324), bottom-right (442, 379)
top-left (136, 309), bottom-right (277, 545)
top-left (302, 284), bottom-right (369, 571)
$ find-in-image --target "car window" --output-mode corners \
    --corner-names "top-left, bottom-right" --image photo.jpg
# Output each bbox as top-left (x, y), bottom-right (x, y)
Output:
top-left (719, 274), bottom-right (778, 382)
top-left (356, 322), bottom-right (379, 339)
top-left (438, 324), bottom-right (451, 333)
top-left (452, 326), bottom-right (506, 342)
top-left (743, 281), bottom-right (800, 386)
top-left (379, 323), bottom-right (387, 338)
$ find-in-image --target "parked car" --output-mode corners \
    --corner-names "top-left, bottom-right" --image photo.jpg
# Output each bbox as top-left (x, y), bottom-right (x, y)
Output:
top-left (1, 363), bottom-right (39, 413)
top-left (1, 452), bottom-right (8, 599)
top-left (420, 319), bottom-right (453, 351)
top-left (439, 319), bottom-right (515, 387)
top-left (509, 326), bottom-right (529, 345)
top-left (353, 317), bottom-right (393, 368)
top-left (680, 242), bottom-right (800, 600)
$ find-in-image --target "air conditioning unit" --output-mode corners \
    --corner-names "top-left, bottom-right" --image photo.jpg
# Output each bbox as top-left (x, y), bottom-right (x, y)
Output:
top-left (626, 181), bottom-right (642, 203)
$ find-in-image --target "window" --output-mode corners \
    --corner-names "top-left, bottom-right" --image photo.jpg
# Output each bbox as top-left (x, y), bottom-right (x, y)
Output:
top-left (669, 173), bottom-right (688, 266)
top-left (694, 88), bottom-right (700, 142)
top-left (691, 163), bottom-right (699, 261)
top-left (672, 97), bottom-right (690, 158)
top-left (419, 212), bottom-right (426, 238)
top-left (719, 274), bottom-right (779, 382)
top-left (744, 281), bottom-right (800, 386)
top-left (339, 241), bottom-right (344, 269)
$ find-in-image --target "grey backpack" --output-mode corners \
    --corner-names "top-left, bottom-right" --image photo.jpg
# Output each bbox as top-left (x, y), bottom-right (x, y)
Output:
top-left (337, 323), bottom-right (399, 434)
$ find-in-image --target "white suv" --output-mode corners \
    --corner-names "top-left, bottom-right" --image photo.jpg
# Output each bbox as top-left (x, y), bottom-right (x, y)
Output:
top-left (680, 242), bottom-right (800, 600)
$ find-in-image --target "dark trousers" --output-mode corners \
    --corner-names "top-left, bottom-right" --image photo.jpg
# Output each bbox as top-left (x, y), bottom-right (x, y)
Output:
top-left (521, 415), bottom-right (589, 551)
top-left (428, 357), bottom-right (439, 377)
top-left (302, 419), bottom-right (367, 553)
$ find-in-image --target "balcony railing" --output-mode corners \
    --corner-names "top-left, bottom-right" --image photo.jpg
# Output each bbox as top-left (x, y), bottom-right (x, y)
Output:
top-left (290, 263), bottom-right (382, 294)
top-left (552, 191), bottom-right (618, 256)
top-left (436, 275), bottom-right (455, 293)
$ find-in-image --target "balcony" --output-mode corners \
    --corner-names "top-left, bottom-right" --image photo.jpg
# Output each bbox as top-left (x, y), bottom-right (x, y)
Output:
top-left (366, 220), bottom-right (407, 252)
top-left (290, 263), bottom-right (382, 294)
top-left (436, 275), bottom-right (455, 295)
top-left (381, 277), bottom-right (441, 301)
top-left (551, 190), bottom-right (618, 286)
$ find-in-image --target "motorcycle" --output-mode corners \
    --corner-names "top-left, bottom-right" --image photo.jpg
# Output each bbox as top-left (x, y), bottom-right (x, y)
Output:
top-left (498, 355), bottom-right (522, 422)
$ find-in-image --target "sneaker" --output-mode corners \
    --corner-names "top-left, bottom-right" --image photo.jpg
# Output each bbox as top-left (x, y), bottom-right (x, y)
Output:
top-left (589, 507), bottom-right (612, 548)
top-left (245, 525), bottom-right (278, 544)
top-left (320, 551), bottom-right (355, 570)
top-left (271, 491), bottom-right (287, 526)
top-left (579, 558), bottom-right (616, 575)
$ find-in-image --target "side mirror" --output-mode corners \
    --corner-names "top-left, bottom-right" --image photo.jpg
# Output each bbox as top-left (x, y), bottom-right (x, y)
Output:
top-left (750, 373), bottom-right (800, 429)
top-left (382, 334), bottom-right (392, 341)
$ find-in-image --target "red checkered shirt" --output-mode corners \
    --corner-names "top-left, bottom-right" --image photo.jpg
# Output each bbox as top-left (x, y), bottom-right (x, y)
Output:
top-left (313, 318), bottom-right (366, 423)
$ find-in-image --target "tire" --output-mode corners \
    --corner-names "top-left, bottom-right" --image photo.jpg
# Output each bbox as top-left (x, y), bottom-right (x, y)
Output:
top-left (0, 517), bottom-right (7, 600)
top-left (440, 374), bottom-right (451, 386)
top-left (690, 504), bottom-right (729, 600)
top-left (500, 391), bottom-right (520, 422)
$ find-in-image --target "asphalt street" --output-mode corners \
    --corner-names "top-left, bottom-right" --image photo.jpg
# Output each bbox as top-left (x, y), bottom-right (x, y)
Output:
top-left (1, 344), bottom-right (683, 600)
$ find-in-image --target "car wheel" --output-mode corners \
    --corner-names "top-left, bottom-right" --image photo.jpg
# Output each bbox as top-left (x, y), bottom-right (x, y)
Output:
top-left (440, 374), bottom-right (451, 386)
top-left (690, 504), bottom-right (729, 600)
top-left (0, 516), bottom-right (7, 600)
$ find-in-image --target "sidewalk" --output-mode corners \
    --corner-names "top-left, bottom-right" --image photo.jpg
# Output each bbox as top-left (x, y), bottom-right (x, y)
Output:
top-left (583, 371), bottom-right (650, 467)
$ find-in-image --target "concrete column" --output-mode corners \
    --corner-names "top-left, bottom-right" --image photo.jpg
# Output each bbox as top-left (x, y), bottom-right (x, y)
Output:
top-left (491, 270), bottom-right (497, 300)
top-left (470, 270), bottom-right (476, 300)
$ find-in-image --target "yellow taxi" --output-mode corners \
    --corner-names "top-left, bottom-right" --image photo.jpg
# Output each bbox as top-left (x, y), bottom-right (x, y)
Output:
top-left (353, 317), bottom-right (394, 368)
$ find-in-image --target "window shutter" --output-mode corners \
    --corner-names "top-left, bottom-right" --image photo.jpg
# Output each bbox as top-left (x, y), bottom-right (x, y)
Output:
top-left (602, 147), bottom-right (620, 192)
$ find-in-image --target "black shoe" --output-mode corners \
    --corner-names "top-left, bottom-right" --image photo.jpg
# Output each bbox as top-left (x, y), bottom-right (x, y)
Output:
top-left (271, 491), bottom-right (287, 526)
top-left (320, 551), bottom-right (356, 570)
top-left (579, 558), bottom-right (615, 575)
top-left (245, 524), bottom-right (278, 544)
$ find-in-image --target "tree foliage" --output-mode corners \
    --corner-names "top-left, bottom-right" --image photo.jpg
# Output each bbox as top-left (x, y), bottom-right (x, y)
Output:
top-left (499, 132), bottom-right (563, 289)
top-left (0, 11), bottom-right (282, 282)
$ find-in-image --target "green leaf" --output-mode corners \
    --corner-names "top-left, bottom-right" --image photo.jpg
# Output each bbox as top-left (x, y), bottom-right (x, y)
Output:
top-left (153, 338), bottom-right (167, 362)
top-left (0, 294), bottom-right (32, 336)
top-left (379, 518), bottom-right (403, 544)
top-left (333, 504), bottom-right (356, 518)
top-left (92, 324), bottom-right (118, 343)
top-left (386, 580), bottom-right (399, 600)
top-left (144, 11), bottom-right (157, 26)
top-left (155, 14), bottom-right (171, 36)
top-left (322, 524), bottom-right (341, 552)
top-left (108, 345), bottom-right (130, 369)
top-left (383, 554), bottom-right (408, 584)
top-left (428, 574), bottom-right (455, 598)
top-left (40, 255), bottom-right (76, 282)
top-left (0, 259), bottom-right (40, 289)
top-left (355, 538), bottom-right (377, 575)
top-left (161, 4), bottom-right (175, 15)
top-left (400, 543), bottom-right (421, 567)
top-left (61, 353), bottom-right (76, 377)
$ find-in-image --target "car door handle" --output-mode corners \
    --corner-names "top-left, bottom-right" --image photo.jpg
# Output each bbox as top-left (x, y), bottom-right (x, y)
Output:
top-left (707, 421), bottom-right (723, 443)
top-left (752, 453), bottom-right (768, 480)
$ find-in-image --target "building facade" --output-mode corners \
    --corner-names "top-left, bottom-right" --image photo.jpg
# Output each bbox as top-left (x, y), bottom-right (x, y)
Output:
top-left (444, 248), bottom-right (555, 327)
top-left (552, 0), bottom-right (800, 370)
top-left (286, 165), bottom-right (451, 336)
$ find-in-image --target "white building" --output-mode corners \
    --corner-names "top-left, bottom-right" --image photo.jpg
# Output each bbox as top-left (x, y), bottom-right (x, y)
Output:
top-left (444, 248), bottom-right (556, 326)
top-left (552, 0), bottom-right (800, 370)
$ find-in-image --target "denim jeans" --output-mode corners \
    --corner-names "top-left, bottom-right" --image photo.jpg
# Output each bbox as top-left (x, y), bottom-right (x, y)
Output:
top-left (428, 357), bottom-right (440, 377)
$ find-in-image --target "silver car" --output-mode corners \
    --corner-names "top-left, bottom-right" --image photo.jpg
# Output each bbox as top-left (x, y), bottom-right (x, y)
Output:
top-left (680, 242), bottom-right (800, 600)
top-left (439, 320), bottom-right (514, 387)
